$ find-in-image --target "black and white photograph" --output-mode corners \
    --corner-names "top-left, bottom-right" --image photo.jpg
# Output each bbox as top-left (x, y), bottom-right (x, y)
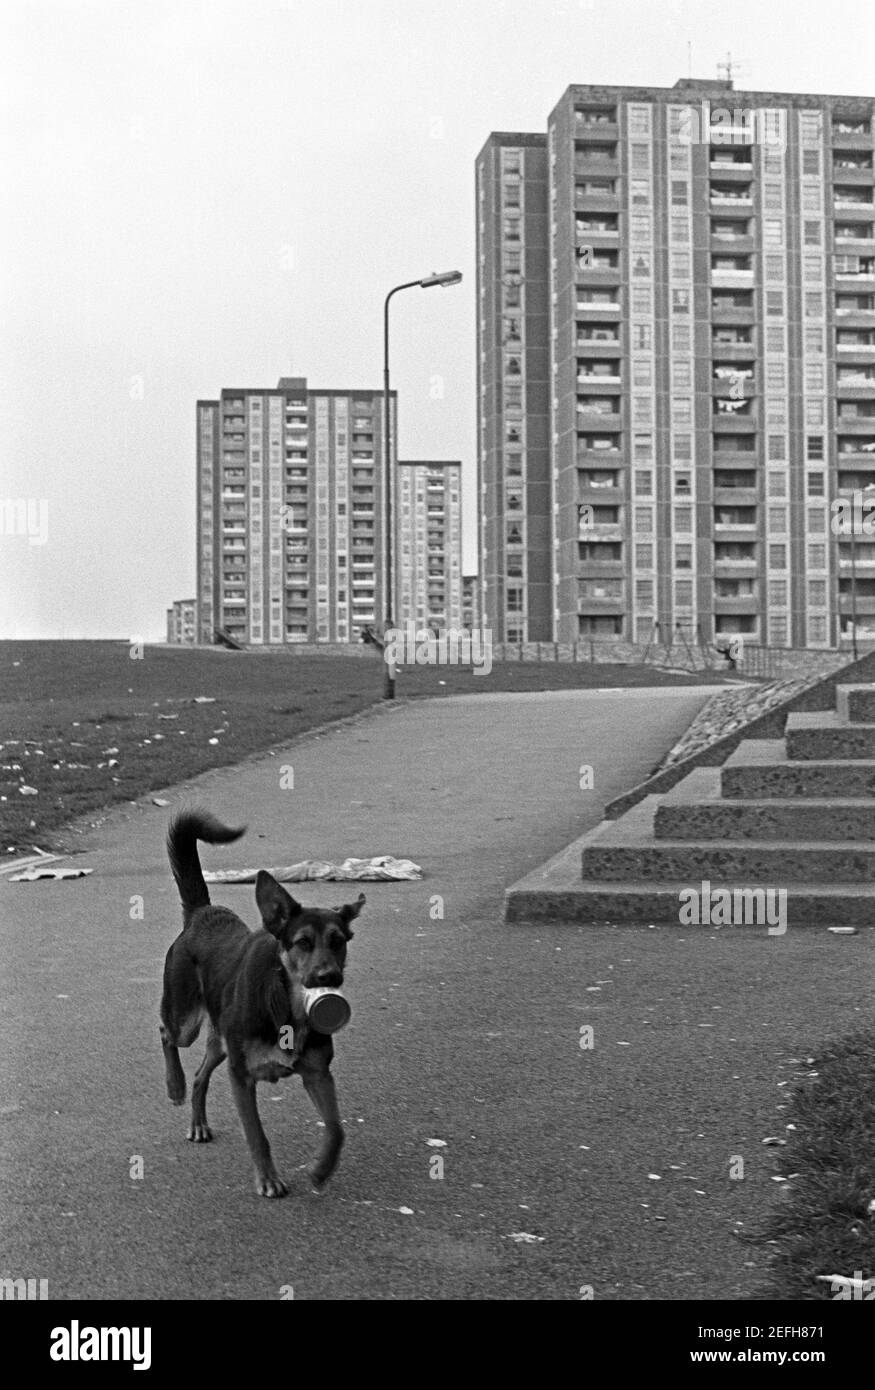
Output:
top-left (3, 0), bottom-right (875, 1345)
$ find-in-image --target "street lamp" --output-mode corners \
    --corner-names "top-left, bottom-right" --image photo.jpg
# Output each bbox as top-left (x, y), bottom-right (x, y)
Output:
top-left (382, 270), bottom-right (463, 699)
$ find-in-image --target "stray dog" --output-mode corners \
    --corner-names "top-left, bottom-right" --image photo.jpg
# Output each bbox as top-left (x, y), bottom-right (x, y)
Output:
top-left (159, 809), bottom-right (364, 1197)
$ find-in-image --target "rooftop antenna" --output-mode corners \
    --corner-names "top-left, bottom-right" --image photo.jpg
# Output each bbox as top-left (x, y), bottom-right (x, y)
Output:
top-left (716, 51), bottom-right (748, 85)
top-left (687, 40), bottom-right (692, 79)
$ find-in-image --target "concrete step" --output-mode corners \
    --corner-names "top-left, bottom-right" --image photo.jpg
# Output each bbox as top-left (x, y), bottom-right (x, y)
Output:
top-left (579, 797), bottom-right (875, 883)
top-left (836, 683), bottom-right (875, 724)
top-left (721, 740), bottom-right (875, 799)
top-left (785, 710), bottom-right (875, 762)
top-left (505, 875), bottom-right (875, 927)
top-left (653, 767), bottom-right (875, 841)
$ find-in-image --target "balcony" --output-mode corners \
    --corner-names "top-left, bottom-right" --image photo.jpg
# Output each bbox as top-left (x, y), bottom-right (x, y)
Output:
top-left (577, 331), bottom-right (621, 349)
top-left (574, 149), bottom-right (618, 178)
top-left (714, 594), bottom-right (759, 614)
top-left (710, 190), bottom-right (753, 207)
top-left (714, 486), bottom-right (757, 506)
top-left (711, 337), bottom-right (755, 356)
top-left (708, 161), bottom-right (752, 178)
top-left (577, 299), bottom-right (621, 316)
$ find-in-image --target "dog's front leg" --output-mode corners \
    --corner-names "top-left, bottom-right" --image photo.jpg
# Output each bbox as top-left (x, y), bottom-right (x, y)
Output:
top-left (299, 1051), bottom-right (344, 1189)
top-left (228, 1064), bottom-right (288, 1198)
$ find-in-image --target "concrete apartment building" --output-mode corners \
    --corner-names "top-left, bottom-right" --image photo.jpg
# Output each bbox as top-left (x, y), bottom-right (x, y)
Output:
top-left (166, 598), bottom-right (196, 645)
top-left (396, 461), bottom-right (463, 630)
top-left (196, 379), bottom-right (466, 645)
top-left (196, 378), bottom-right (394, 646)
top-left (477, 79), bottom-right (875, 648)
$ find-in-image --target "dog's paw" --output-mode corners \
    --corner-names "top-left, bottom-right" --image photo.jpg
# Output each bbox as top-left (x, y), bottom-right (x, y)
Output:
top-left (187, 1123), bottom-right (213, 1142)
top-left (307, 1162), bottom-right (333, 1191)
top-left (255, 1174), bottom-right (288, 1199)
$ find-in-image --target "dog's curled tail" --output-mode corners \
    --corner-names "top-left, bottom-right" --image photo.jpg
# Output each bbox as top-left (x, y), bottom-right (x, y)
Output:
top-left (167, 808), bottom-right (246, 918)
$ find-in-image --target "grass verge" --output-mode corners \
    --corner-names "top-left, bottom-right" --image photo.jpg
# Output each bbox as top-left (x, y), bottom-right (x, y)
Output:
top-left (753, 1029), bottom-right (875, 1300)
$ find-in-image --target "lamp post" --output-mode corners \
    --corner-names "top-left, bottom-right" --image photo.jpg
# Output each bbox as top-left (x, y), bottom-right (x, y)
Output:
top-left (382, 270), bottom-right (463, 699)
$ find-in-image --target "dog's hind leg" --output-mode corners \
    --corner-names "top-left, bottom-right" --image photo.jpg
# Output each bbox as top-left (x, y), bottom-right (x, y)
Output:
top-left (160, 1024), bottom-right (187, 1105)
top-left (160, 941), bottom-right (204, 1104)
top-left (188, 1023), bottom-right (226, 1142)
top-left (299, 1052), bottom-right (344, 1190)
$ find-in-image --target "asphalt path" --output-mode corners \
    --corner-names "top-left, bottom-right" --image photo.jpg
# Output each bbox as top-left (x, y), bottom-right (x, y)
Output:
top-left (3, 687), bottom-right (873, 1300)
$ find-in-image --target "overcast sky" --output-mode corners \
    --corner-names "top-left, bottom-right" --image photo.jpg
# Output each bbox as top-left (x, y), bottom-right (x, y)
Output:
top-left (2, 0), bottom-right (874, 639)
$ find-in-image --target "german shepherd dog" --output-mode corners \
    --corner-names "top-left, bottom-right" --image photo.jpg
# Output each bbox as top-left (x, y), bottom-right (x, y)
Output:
top-left (160, 809), bottom-right (364, 1197)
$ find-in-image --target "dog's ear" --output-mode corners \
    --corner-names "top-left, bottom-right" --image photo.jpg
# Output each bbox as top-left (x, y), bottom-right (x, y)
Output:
top-left (335, 892), bottom-right (365, 939)
top-left (255, 871), bottom-right (301, 940)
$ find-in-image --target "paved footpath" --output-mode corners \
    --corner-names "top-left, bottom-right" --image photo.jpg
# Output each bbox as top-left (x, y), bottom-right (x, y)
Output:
top-left (2, 688), bottom-right (874, 1301)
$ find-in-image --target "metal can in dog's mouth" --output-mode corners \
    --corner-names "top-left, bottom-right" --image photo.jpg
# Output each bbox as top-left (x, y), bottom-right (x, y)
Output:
top-left (302, 987), bottom-right (352, 1035)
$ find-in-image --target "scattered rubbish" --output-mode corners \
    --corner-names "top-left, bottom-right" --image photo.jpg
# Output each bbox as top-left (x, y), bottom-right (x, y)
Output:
top-left (208, 738), bottom-right (219, 745)
top-left (18, 785), bottom-right (38, 796)
top-left (152, 798), bottom-right (170, 807)
top-left (817, 1273), bottom-right (875, 1293)
top-left (647, 1174), bottom-right (662, 1181)
top-left (827, 926), bottom-right (857, 935)
top-left (867, 1199), bottom-right (875, 1216)
top-left (9, 867), bottom-right (92, 882)
top-left (397, 1206), bottom-right (414, 1216)
top-left (193, 696), bottom-right (216, 704)
top-left (762, 1137), bottom-right (786, 1147)
top-left (505, 1232), bottom-right (544, 1244)
top-left (205, 855), bottom-right (423, 884)
top-left (426, 1139), bottom-right (447, 1148)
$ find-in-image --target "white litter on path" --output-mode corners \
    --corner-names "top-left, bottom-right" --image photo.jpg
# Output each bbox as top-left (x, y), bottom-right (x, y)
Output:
top-left (206, 855), bottom-right (422, 883)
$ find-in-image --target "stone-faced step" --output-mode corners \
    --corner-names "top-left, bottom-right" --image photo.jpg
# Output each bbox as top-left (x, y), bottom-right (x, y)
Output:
top-left (654, 768), bottom-right (875, 841)
top-left (505, 876), bottom-right (875, 927)
top-left (580, 798), bottom-right (875, 883)
top-left (785, 711), bottom-right (875, 762)
top-left (836, 684), bottom-right (875, 724)
top-left (721, 740), bottom-right (875, 799)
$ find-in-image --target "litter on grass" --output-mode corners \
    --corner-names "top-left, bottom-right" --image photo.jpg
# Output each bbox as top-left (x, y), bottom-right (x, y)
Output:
top-left (9, 866), bottom-right (93, 882)
top-left (205, 855), bottom-right (423, 883)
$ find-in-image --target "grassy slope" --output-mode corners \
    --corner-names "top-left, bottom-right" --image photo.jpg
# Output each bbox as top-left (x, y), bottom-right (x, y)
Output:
top-left (753, 1031), bottom-right (875, 1300)
top-left (0, 640), bottom-right (727, 853)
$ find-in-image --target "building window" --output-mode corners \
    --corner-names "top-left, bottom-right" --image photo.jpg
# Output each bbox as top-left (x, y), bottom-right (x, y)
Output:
top-left (674, 505), bottom-right (692, 532)
top-left (766, 290), bottom-right (784, 316)
top-left (675, 543), bottom-right (692, 568)
top-left (808, 615), bottom-right (827, 642)
top-left (804, 326), bottom-right (824, 354)
top-left (808, 579), bottom-right (826, 606)
top-left (769, 544), bottom-right (787, 568)
top-left (804, 220), bottom-right (822, 246)
top-left (807, 436), bottom-right (824, 460)
top-left (805, 362), bottom-right (825, 391)
top-left (768, 472), bottom-right (787, 497)
top-left (770, 615), bottom-right (789, 645)
top-left (769, 579), bottom-right (788, 605)
top-left (768, 435), bottom-right (786, 460)
top-left (635, 542), bottom-right (653, 567)
top-left (634, 506), bottom-right (653, 532)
